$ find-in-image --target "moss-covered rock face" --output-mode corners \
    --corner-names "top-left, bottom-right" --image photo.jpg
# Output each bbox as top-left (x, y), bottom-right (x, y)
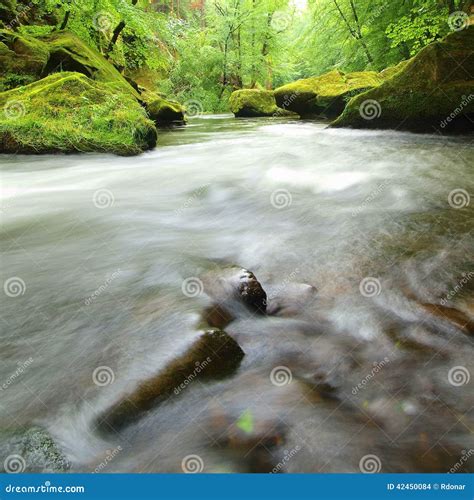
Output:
top-left (229, 89), bottom-right (293, 117)
top-left (0, 30), bottom-right (136, 96)
top-left (333, 27), bottom-right (474, 133)
top-left (0, 30), bottom-right (50, 90)
top-left (0, 72), bottom-right (157, 155)
top-left (274, 70), bottom-right (384, 118)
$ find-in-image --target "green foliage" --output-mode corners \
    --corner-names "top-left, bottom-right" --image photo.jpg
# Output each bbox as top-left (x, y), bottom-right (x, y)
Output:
top-left (1, 0), bottom-right (462, 114)
top-left (386, 4), bottom-right (449, 56)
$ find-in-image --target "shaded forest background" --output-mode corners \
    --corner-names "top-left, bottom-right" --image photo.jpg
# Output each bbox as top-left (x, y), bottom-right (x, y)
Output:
top-left (2, 0), bottom-right (472, 111)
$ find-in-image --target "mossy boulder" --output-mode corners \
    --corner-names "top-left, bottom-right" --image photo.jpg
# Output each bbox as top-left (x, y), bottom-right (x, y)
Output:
top-left (274, 70), bottom-right (384, 118)
top-left (0, 30), bottom-right (136, 97)
top-left (229, 89), bottom-right (294, 117)
top-left (0, 426), bottom-right (70, 473)
top-left (140, 88), bottom-right (185, 126)
top-left (332, 27), bottom-right (474, 133)
top-left (0, 72), bottom-right (157, 155)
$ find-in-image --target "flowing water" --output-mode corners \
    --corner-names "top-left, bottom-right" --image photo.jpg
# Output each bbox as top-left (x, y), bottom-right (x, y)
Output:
top-left (1, 115), bottom-right (473, 473)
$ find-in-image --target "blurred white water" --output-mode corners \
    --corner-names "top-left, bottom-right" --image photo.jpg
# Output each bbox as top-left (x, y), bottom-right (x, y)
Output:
top-left (1, 115), bottom-right (473, 473)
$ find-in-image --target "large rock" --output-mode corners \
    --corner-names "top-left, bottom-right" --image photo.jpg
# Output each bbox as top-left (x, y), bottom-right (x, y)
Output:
top-left (0, 426), bottom-right (70, 473)
top-left (332, 27), bottom-right (474, 133)
top-left (0, 30), bottom-right (135, 96)
top-left (140, 88), bottom-right (185, 127)
top-left (0, 72), bottom-right (157, 155)
top-left (97, 329), bottom-right (245, 432)
top-left (229, 89), bottom-right (294, 118)
top-left (274, 70), bottom-right (384, 118)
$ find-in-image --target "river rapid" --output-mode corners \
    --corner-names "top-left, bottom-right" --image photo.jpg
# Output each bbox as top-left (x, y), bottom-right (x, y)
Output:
top-left (1, 115), bottom-right (473, 473)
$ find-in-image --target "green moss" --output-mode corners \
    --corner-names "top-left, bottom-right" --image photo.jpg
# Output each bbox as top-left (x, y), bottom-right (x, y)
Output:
top-left (0, 72), bottom-right (157, 155)
top-left (43, 31), bottom-right (137, 97)
top-left (0, 30), bottom-right (136, 96)
top-left (274, 70), bottom-right (384, 118)
top-left (332, 27), bottom-right (474, 133)
top-left (379, 60), bottom-right (410, 80)
top-left (140, 88), bottom-right (185, 126)
top-left (229, 89), bottom-right (294, 117)
top-left (0, 30), bottom-right (50, 88)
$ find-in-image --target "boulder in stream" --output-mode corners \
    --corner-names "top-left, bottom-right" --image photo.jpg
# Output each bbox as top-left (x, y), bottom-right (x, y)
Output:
top-left (229, 89), bottom-right (295, 118)
top-left (274, 70), bottom-right (384, 118)
top-left (332, 27), bottom-right (474, 133)
top-left (98, 329), bottom-right (245, 432)
top-left (201, 266), bottom-right (267, 317)
top-left (141, 90), bottom-right (186, 127)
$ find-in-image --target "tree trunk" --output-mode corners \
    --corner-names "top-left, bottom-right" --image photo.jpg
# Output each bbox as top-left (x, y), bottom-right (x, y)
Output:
top-left (59, 10), bottom-right (70, 30)
top-left (106, 21), bottom-right (126, 55)
top-left (348, 0), bottom-right (374, 64)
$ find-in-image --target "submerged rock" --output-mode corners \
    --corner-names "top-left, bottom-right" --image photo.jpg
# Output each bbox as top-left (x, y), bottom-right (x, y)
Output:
top-left (229, 89), bottom-right (294, 117)
top-left (98, 329), bottom-right (244, 432)
top-left (266, 283), bottom-right (317, 317)
top-left (333, 27), bottom-right (474, 133)
top-left (0, 426), bottom-right (70, 473)
top-left (274, 70), bottom-right (384, 118)
top-left (0, 72), bottom-right (157, 155)
top-left (419, 302), bottom-right (474, 336)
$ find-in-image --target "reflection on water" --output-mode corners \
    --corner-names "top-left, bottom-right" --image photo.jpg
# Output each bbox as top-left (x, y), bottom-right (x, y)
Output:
top-left (1, 115), bottom-right (473, 473)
